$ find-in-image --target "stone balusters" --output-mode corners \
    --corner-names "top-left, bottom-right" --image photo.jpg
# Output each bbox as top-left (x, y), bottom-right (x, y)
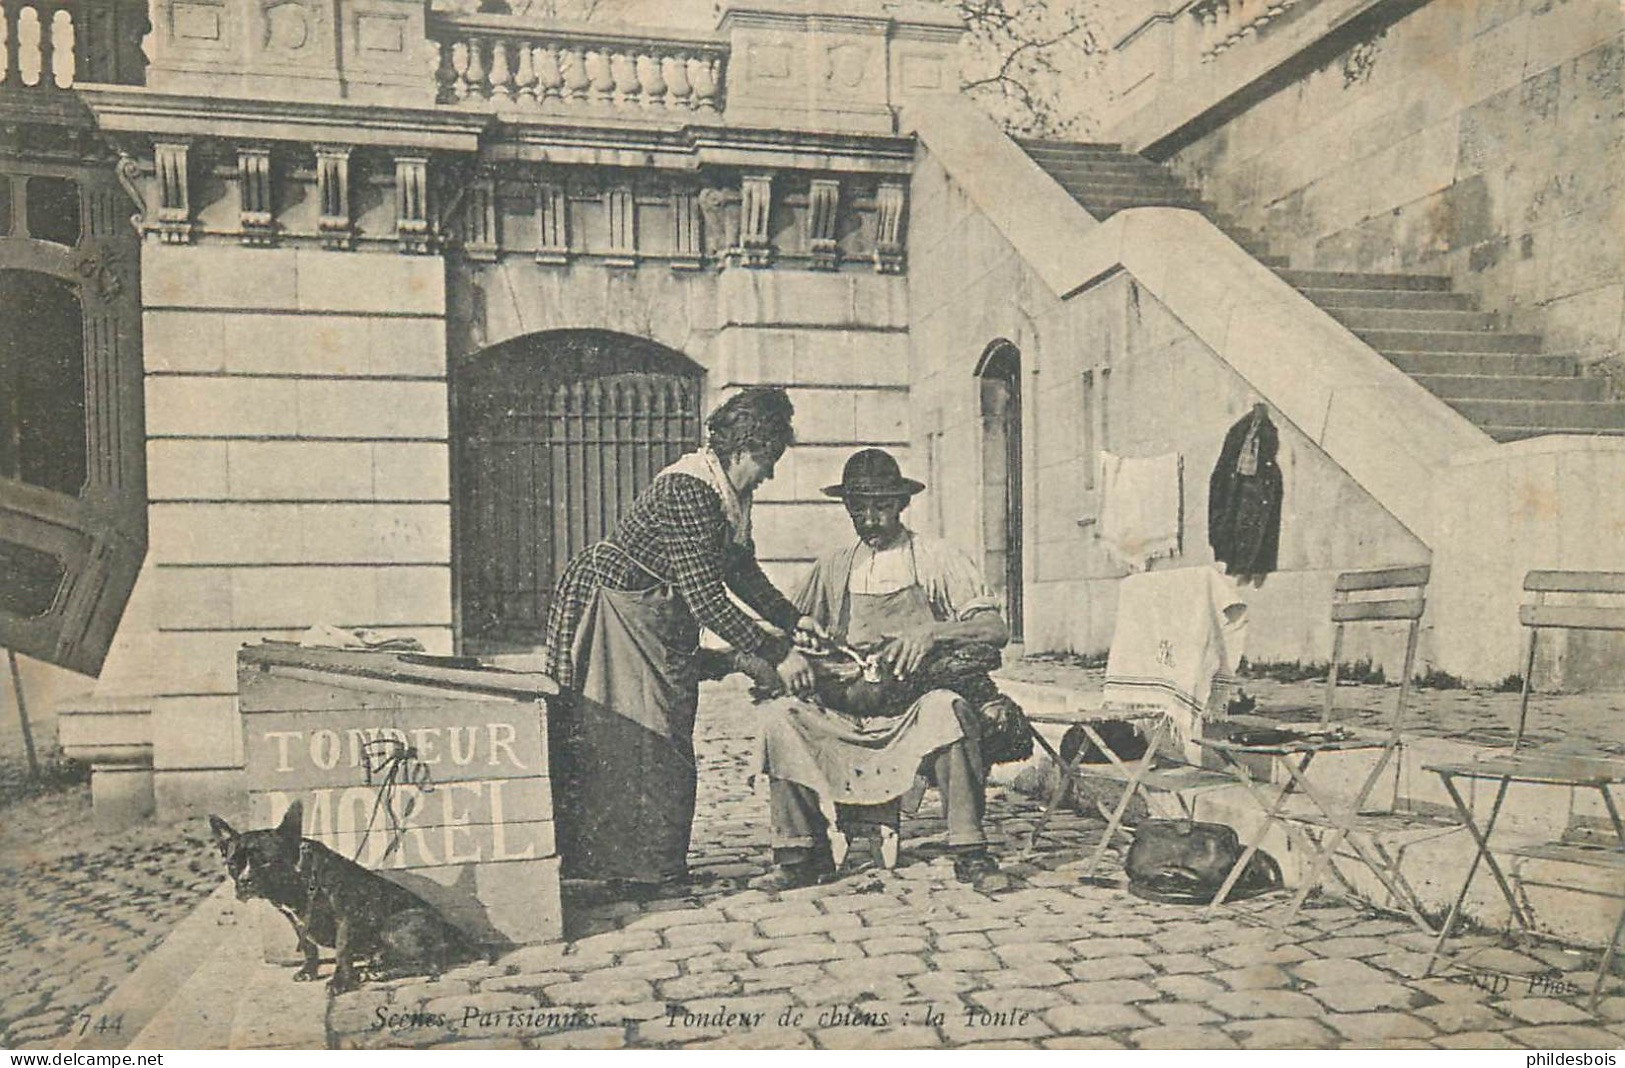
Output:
top-left (431, 21), bottom-right (727, 115)
top-left (1, 0), bottom-right (80, 89)
top-left (1190, 0), bottom-right (1304, 61)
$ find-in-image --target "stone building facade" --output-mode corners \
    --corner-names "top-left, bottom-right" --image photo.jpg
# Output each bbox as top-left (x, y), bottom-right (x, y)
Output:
top-left (1, 0), bottom-right (1620, 825)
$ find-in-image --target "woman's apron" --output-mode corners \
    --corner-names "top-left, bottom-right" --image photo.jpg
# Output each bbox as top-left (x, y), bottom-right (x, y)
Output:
top-left (555, 573), bottom-right (700, 884)
top-left (757, 567), bottom-right (965, 809)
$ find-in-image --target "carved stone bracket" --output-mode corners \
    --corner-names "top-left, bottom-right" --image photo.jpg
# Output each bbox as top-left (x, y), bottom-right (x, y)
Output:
top-left (671, 186), bottom-right (702, 271)
top-left (462, 166), bottom-right (499, 262)
top-left (152, 140), bottom-right (192, 245)
top-left (604, 184), bottom-right (635, 267)
top-left (738, 172), bottom-right (773, 268)
top-left (237, 144), bottom-right (275, 247)
top-left (535, 178), bottom-right (569, 264)
top-left (394, 153), bottom-right (433, 254)
top-left (112, 153), bottom-right (147, 238)
top-left (807, 177), bottom-right (840, 271)
top-left (697, 185), bottom-right (739, 262)
top-left (315, 144), bottom-right (353, 250)
top-left (874, 180), bottom-right (905, 274)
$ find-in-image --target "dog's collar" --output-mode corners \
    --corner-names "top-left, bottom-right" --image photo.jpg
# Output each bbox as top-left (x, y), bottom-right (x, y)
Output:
top-left (296, 840), bottom-right (320, 900)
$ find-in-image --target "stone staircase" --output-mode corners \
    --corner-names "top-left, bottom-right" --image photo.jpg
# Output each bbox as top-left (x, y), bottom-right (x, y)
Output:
top-left (1018, 139), bottom-right (1625, 443)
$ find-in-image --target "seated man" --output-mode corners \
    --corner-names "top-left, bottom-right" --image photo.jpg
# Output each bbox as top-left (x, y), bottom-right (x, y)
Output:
top-left (753, 449), bottom-right (1011, 892)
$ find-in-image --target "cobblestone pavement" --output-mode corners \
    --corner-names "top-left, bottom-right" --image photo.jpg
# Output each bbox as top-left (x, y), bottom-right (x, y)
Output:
top-left (0, 779), bottom-right (222, 1049)
top-left (324, 677), bottom-right (1625, 1051)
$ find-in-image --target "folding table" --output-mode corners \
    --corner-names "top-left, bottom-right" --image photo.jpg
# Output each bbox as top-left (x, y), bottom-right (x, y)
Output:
top-left (1421, 754), bottom-right (1625, 1009)
top-left (1189, 565), bottom-right (1446, 932)
top-left (1420, 567), bottom-right (1625, 1010)
top-left (1193, 727), bottom-right (1443, 933)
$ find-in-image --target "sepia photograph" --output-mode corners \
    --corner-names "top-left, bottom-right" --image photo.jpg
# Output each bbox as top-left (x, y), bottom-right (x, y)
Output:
top-left (0, 0), bottom-right (1622, 1052)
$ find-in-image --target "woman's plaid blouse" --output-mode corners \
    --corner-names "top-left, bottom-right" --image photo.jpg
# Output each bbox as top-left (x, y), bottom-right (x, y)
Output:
top-left (543, 472), bottom-right (802, 690)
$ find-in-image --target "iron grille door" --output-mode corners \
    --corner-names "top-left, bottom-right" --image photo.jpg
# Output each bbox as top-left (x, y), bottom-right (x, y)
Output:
top-left (456, 364), bottom-right (702, 651)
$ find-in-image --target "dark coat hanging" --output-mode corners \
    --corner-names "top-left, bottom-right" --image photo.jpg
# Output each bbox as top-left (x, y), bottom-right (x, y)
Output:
top-left (1208, 405), bottom-right (1284, 578)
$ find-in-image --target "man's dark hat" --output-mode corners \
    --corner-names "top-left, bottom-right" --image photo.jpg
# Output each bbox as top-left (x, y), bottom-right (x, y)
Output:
top-left (822, 448), bottom-right (926, 498)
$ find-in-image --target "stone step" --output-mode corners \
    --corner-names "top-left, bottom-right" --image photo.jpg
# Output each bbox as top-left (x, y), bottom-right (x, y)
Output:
top-left (127, 898), bottom-right (256, 1049)
top-left (1488, 424), bottom-right (1625, 442)
top-left (1326, 306), bottom-right (1500, 332)
top-left (1278, 268), bottom-right (1453, 291)
top-left (1446, 398), bottom-right (1625, 430)
top-left (1412, 373), bottom-right (1609, 402)
top-left (1035, 159), bottom-right (1188, 182)
top-left (1016, 139), bottom-right (1129, 157)
top-left (70, 883), bottom-right (237, 1051)
top-left (1044, 171), bottom-right (1191, 195)
top-left (1043, 172), bottom-right (1194, 195)
top-left (1385, 351), bottom-right (1579, 377)
top-left (1048, 174), bottom-right (1197, 199)
top-left (1358, 328), bottom-right (1544, 353)
top-left (1051, 184), bottom-right (1204, 207)
top-left (1073, 196), bottom-right (1209, 216)
top-left (1298, 286), bottom-right (1480, 311)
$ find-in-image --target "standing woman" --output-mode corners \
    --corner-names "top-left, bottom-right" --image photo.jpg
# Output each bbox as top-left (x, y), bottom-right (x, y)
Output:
top-left (542, 387), bottom-right (821, 890)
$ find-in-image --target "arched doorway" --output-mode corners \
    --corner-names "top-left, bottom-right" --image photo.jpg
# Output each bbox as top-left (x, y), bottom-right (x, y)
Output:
top-left (976, 340), bottom-right (1023, 641)
top-left (451, 330), bottom-right (705, 652)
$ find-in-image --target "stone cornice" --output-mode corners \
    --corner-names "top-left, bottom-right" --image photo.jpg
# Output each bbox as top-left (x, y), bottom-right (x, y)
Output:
top-left (74, 85), bottom-right (493, 153)
top-left (717, 0), bottom-right (962, 38)
top-left (487, 121), bottom-right (916, 174)
top-left (70, 84), bottom-right (913, 171)
top-left (427, 12), bottom-right (727, 53)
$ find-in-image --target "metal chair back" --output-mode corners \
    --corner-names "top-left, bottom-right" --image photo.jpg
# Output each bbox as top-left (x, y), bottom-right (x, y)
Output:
top-left (1514, 570), bottom-right (1625, 752)
top-left (1324, 564), bottom-right (1430, 737)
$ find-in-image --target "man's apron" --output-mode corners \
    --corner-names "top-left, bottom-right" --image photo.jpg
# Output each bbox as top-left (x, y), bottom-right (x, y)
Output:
top-left (757, 566), bottom-right (965, 808)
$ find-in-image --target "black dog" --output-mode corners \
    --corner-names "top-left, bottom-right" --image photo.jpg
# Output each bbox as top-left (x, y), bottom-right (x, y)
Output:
top-left (209, 801), bottom-right (481, 993)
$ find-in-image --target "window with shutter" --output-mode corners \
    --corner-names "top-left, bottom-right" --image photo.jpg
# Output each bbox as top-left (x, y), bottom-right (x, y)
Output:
top-left (0, 159), bottom-right (146, 676)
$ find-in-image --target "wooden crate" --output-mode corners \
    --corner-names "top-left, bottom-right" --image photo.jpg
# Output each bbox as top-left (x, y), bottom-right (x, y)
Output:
top-left (237, 644), bottom-right (562, 949)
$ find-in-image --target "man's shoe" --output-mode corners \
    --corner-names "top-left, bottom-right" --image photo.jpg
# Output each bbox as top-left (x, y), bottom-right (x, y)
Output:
top-left (748, 847), bottom-right (834, 892)
top-left (748, 864), bottom-right (825, 892)
top-left (952, 851), bottom-right (1012, 893)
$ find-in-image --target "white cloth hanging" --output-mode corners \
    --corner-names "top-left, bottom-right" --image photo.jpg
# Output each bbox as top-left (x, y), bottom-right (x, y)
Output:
top-left (1097, 450), bottom-right (1183, 572)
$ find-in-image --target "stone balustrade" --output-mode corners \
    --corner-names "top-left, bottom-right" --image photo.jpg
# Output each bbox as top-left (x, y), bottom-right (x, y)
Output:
top-left (429, 14), bottom-right (728, 114)
top-left (0, 0), bottom-right (145, 90)
top-left (3, 0), bottom-right (78, 89)
top-left (1187, 0), bottom-right (1307, 61)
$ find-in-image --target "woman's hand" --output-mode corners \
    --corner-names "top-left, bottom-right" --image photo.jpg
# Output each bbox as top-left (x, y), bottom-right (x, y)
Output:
top-left (792, 616), bottom-right (831, 652)
top-left (878, 624), bottom-right (940, 679)
top-left (777, 648), bottom-right (818, 697)
top-left (733, 651), bottom-right (783, 697)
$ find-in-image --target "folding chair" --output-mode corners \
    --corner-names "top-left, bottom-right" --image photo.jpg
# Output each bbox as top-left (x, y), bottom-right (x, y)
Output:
top-left (1199, 564), bottom-right (1454, 933)
top-left (1025, 706), bottom-right (1236, 877)
top-left (1424, 570), bottom-right (1625, 1009)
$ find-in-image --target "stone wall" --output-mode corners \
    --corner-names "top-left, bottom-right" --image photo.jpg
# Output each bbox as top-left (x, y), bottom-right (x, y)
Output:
top-left (98, 244), bottom-right (456, 817)
top-left (908, 149), bottom-right (1435, 670)
top-left (456, 259), bottom-right (910, 598)
top-left (1166, 0), bottom-right (1625, 382)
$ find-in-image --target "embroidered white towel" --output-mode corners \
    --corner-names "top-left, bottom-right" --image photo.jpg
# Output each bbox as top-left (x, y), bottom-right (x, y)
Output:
top-left (1102, 566), bottom-right (1249, 758)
